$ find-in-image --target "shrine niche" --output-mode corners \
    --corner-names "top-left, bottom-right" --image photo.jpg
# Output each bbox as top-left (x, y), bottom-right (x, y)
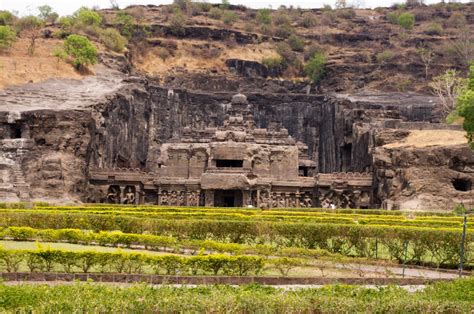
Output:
top-left (89, 94), bottom-right (374, 208)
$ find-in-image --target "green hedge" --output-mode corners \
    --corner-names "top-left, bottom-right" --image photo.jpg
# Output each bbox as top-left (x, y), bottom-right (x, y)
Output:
top-left (1, 279), bottom-right (473, 312)
top-left (1, 207), bottom-right (470, 228)
top-left (0, 247), bottom-right (268, 276)
top-left (0, 227), bottom-right (335, 259)
top-left (1, 212), bottom-right (472, 266)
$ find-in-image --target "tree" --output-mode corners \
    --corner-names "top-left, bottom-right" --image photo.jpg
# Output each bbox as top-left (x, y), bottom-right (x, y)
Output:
top-left (73, 7), bottom-right (103, 27)
top-left (64, 34), bottom-right (98, 71)
top-left (429, 69), bottom-right (467, 119)
top-left (38, 5), bottom-right (58, 24)
top-left (417, 48), bottom-right (434, 80)
top-left (257, 9), bottom-right (272, 25)
top-left (100, 28), bottom-right (127, 52)
top-left (0, 10), bottom-right (15, 25)
top-left (304, 52), bottom-right (326, 84)
top-left (398, 12), bottom-right (415, 30)
top-left (456, 65), bottom-right (474, 147)
top-left (450, 28), bottom-right (474, 69)
top-left (0, 25), bottom-right (16, 52)
top-left (15, 16), bottom-right (43, 55)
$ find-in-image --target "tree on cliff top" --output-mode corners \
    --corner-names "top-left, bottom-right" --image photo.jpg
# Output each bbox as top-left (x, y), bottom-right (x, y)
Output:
top-left (456, 64), bottom-right (474, 148)
top-left (63, 34), bottom-right (98, 72)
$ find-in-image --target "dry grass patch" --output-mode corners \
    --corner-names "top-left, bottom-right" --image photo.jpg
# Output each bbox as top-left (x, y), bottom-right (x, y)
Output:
top-left (0, 38), bottom-right (83, 90)
top-left (384, 129), bottom-right (467, 148)
top-left (135, 39), bottom-right (277, 76)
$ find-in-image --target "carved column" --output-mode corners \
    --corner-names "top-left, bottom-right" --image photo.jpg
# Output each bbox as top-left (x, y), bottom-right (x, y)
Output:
top-left (204, 190), bottom-right (214, 207)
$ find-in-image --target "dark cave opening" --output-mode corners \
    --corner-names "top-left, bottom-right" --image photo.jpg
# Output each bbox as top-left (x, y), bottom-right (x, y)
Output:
top-left (452, 178), bottom-right (472, 192)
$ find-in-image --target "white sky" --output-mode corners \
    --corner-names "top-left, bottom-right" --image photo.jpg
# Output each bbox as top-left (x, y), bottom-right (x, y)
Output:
top-left (0, 0), bottom-right (471, 16)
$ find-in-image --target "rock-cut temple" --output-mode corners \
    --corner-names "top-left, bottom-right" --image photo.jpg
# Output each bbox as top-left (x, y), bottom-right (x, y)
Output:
top-left (89, 94), bottom-right (373, 208)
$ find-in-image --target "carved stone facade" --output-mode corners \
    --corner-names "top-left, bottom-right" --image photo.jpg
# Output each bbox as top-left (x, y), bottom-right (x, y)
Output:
top-left (89, 94), bottom-right (373, 208)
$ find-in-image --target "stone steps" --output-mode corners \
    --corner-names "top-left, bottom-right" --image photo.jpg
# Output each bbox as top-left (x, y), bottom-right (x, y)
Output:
top-left (11, 163), bottom-right (30, 202)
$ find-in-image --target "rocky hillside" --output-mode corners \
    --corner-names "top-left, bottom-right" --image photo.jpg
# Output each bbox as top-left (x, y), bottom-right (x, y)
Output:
top-left (0, 2), bottom-right (473, 211)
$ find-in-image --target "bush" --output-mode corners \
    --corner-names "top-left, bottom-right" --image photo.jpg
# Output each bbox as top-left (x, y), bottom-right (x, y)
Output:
top-left (288, 34), bottom-right (304, 52)
top-left (173, 0), bottom-right (190, 11)
top-left (275, 42), bottom-right (296, 66)
top-left (262, 56), bottom-right (283, 71)
top-left (100, 28), bottom-right (127, 52)
top-left (386, 11), bottom-right (400, 24)
top-left (73, 7), bottom-right (103, 27)
top-left (63, 34), bottom-right (98, 71)
top-left (273, 12), bottom-right (291, 26)
top-left (257, 9), bottom-right (272, 25)
top-left (336, 8), bottom-right (356, 19)
top-left (376, 50), bottom-right (394, 64)
top-left (209, 8), bottom-right (223, 20)
top-left (0, 25), bottom-right (16, 51)
top-left (113, 11), bottom-right (135, 38)
top-left (446, 12), bottom-right (466, 29)
top-left (156, 47), bottom-right (171, 61)
top-left (398, 12), bottom-right (415, 30)
top-left (304, 43), bottom-right (323, 61)
top-left (0, 10), bottom-right (15, 26)
top-left (300, 12), bottom-right (317, 28)
top-left (222, 11), bottom-right (238, 26)
top-left (169, 10), bottom-right (186, 36)
top-left (274, 24), bottom-right (293, 39)
top-left (304, 52), bottom-right (326, 83)
top-left (424, 23), bottom-right (443, 36)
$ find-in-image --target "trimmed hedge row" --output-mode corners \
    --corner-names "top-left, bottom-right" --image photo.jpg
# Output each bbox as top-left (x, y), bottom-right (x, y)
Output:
top-left (0, 227), bottom-right (335, 259)
top-left (1, 208), bottom-right (470, 228)
top-left (0, 248), bottom-right (306, 276)
top-left (1, 212), bottom-right (472, 266)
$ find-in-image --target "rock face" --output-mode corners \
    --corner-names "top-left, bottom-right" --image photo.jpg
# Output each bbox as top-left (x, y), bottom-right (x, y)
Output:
top-left (0, 57), bottom-right (472, 210)
top-left (374, 144), bottom-right (474, 211)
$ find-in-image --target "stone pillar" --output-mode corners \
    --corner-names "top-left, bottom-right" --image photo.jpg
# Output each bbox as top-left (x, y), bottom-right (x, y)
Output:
top-left (134, 185), bottom-right (140, 205)
top-left (119, 186), bottom-right (125, 204)
top-left (295, 191), bottom-right (301, 208)
top-left (242, 190), bottom-right (251, 207)
top-left (204, 190), bottom-right (214, 207)
top-left (256, 189), bottom-right (261, 208)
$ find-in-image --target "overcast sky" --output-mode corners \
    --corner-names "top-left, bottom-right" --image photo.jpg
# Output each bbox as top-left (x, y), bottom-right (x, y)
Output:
top-left (0, 0), bottom-right (471, 16)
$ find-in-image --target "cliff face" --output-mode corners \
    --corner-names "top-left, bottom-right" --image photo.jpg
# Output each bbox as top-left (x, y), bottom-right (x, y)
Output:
top-left (0, 0), bottom-right (472, 210)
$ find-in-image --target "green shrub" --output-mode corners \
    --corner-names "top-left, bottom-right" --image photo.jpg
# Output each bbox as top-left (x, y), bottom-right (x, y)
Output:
top-left (273, 12), bottom-right (291, 26)
top-left (376, 50), bottom-right (394, 64)
top-left (0, 25), bottom-right (16, 51)
top-left (100, 28), bottom-right (127, 52)
top-left (424, 23), bottom-right (443, 36)
top-left (173, 0), bottom-right (190, 11)
top-left (0, 10), bottom-right (15, 25)
top-left (304, 43), bottom-right (323, 61)
top-left (220, 0), bottom-right (231, 10)
top-left (275, 42), bottom-right (296, 66)
top-left (301, 12), bottom-right (317, 28)
top-left (271, 257), bottom-right (303, 276)
top-left (37, 5), bottom-right (58, 24)
top-left (222, 11), bottom-right (238, 26)
top-left (336, 8), bottom-right (356, 19)
top-left (446, 12), bottom-right (466, 29)
top-left (64, 34), bottom-right (98, 71)
top-left (113, 11), bottom-right (135, 38)
top-left (274, 24), bottom-right (293, 38)
top-left (169, 10), bottom-right (186, 36)
top-left (288, 34), bottom-right (304, 52)
top-left (386, 11), bottom-right (400, 24)
top-left (398, 12), bottom-right (415, 30)
top-left (73, 7), bottom-right (103, 27)
top-left (196, 2), bottom-right (212, 12)
top-left (304, 52), bottom-right (326, 83)
top-left (257, 9), bottom-right (272, 25)
top-left (261, 56), bottom-right (283, 71)
top-left (209, 8), bottom-right (223, 19)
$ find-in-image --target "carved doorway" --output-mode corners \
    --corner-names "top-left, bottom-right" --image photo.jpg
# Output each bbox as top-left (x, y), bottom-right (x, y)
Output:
top-left (214, 190), bottom-right (243, 207)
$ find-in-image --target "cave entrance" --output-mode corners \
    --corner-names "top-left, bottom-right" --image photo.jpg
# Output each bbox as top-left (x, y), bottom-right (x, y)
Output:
top-left (10, 124), bottom-right (22, 139)
top-left (214, 190), bottom-right (243, 207)
top-left (452, 179), bottom-right (471, 192)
